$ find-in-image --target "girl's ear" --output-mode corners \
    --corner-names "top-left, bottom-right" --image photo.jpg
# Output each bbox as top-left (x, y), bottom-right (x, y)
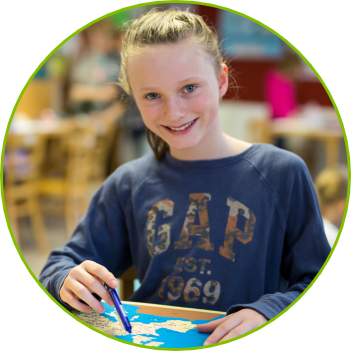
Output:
top-left (218, 64), bottom-right (229, 99)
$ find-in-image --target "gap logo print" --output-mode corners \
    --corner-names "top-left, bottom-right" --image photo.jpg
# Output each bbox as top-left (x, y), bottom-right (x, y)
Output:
top-left (146, 193), bottom-right (256, 307)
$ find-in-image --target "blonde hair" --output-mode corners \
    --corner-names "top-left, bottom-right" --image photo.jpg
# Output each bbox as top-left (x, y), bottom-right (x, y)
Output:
top-left (119, 8), bottom-right (226, 160)
top-left (315, 165), bottom-right (348, 210)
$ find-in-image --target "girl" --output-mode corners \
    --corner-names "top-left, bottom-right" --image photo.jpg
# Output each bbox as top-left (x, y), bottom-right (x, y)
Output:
top-left (40, 9), bottom-right (331, 345)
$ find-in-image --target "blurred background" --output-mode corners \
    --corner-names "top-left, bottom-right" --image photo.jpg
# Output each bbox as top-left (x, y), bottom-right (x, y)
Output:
top-left (2, 3), bottom-right (348, 300)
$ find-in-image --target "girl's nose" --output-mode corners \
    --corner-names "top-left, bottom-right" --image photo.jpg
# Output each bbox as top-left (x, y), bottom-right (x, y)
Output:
top-left (164, 97), bottom-right (186, 121)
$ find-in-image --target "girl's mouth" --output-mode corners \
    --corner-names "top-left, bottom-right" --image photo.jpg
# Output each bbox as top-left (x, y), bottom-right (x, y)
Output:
top-left (162, 118), bottom-right (198, 134)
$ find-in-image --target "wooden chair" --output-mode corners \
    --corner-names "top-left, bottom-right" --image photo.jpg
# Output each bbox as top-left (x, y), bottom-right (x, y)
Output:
top-left (4, 133), bottom-right (50, 253)
top-left (118, 266), bottom-right (138, 301)
top-left (88, 119), bottom-right (118, 185)
top-left (39, 127), bottom-right (95, 238)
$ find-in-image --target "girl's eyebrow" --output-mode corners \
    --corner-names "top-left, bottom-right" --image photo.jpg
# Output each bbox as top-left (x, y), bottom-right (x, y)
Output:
top-left (138, 76), bottom-right (203, 92)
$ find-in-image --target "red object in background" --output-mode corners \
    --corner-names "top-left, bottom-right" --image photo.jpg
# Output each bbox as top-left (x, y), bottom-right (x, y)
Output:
top-left (197, 5), bottom-right (332, 106)
top-left (226, 60), bottom-right (332, 106)
top-left (197, 4), bottom-right (218, 28)
top-left (225, 60), bottom-right (276, 101)
top-left (297, 81), bottom-right (333, 106)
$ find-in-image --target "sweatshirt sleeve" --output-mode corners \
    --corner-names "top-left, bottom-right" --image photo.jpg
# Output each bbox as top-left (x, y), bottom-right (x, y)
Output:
top-left (227, 154), bottom-right (331, 320)
top-left (39, 172), bottom-right (133, 311)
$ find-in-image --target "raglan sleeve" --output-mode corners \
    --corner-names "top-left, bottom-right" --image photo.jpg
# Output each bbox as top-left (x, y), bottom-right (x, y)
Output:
top-left (39, 170), bottom-right (133, 311)
top-left (226, 155), bottom-right (332, 320)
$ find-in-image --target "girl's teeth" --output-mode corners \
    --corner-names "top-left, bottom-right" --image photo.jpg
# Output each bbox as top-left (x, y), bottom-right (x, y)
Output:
top-left (169, 120), bottom-right (193, 131)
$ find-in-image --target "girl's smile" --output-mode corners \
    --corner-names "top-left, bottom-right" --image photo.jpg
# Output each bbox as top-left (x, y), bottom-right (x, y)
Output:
top-left (162, 117), bottom-right (199, 134)
top-left (127, 38), bottom-right (230, 160)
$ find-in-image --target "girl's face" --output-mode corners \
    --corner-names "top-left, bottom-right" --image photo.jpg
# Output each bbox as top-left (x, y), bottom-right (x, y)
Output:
top-left (128, 39), bottom-right (228, 160)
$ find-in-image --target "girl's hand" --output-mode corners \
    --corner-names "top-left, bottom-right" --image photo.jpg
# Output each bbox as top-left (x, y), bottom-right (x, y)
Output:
top-left (60, 260), bottom-right (118, 314)
top-left (196, 308), bottom-right (268, 345)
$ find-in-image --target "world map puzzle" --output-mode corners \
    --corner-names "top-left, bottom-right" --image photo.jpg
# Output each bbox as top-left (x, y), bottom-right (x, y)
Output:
top-left (73, 301), bottom-right (224, 348)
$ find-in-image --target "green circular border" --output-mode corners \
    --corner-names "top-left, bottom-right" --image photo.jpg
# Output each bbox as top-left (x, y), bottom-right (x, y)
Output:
top-left (1, 1), bottom-right (349, 349)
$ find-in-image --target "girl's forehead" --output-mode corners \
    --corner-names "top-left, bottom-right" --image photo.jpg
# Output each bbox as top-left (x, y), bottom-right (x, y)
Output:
top-left (128, 39), bottom-right (215, 74)
top-left (131, 39), bottom-right (198, 59)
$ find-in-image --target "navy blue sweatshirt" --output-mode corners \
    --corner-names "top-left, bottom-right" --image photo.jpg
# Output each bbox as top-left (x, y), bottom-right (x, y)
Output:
top-left (39, 143), bottom-right (331, 319)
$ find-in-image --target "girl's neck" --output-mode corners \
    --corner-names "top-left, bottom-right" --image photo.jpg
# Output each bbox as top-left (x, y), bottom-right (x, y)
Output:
top-left (169, 127), bottom-right (252, 161)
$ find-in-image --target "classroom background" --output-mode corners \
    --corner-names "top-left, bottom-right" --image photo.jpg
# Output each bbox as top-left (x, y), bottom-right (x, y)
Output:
top-left (2, 3), bottom-right (347, 300)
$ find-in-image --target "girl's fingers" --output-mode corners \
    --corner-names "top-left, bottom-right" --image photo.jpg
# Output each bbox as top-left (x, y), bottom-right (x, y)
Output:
top-left (196, 315), bottom-right (230, 333)
top-left (70, 262), bottom-right (117, 306)
top-left (60, 289), bottom-right (92, 314)
top-left (200, 309), bottom-right (268, 345)
top-left (75, 270), bottom-right (114, 307)
top-left (83, 261), bottom-right (118, 289)
top-left (220, 319), bottom-right (257, 342)
top-left (201, 314), bottom-right (244, 345)
top-left (61, 261), bottom-right (119, 311)
top-left (66, 279), bottom-right (105, 313)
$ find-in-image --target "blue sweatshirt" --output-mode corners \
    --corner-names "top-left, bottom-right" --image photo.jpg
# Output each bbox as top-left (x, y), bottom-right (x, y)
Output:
top-left (39, 143), bottom-right (331, 319)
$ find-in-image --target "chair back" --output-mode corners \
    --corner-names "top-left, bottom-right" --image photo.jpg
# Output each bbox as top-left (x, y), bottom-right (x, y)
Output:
top-left (4, 133), bottom-right (50, 253)
top-left (4, 133), bottom-right (44, 199)
top-left (64, 127), bottom-right (96, 190)
top-left (89, 119), bottom-right (117, 183)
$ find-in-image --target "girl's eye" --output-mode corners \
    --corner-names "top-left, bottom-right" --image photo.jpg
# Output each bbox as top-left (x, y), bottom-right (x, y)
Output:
top-left (183, 85), bottom-right (196, 93)
top-left (146, 93), bottom-right (159, 100)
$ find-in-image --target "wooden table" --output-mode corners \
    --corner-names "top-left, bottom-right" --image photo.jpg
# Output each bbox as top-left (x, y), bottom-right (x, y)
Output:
top-left (251, 117), bottom-right (345, 167)
top-left (272, 118), bottom-right (344, 167)
top-left (126, 301), bottom-right (225, 321)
